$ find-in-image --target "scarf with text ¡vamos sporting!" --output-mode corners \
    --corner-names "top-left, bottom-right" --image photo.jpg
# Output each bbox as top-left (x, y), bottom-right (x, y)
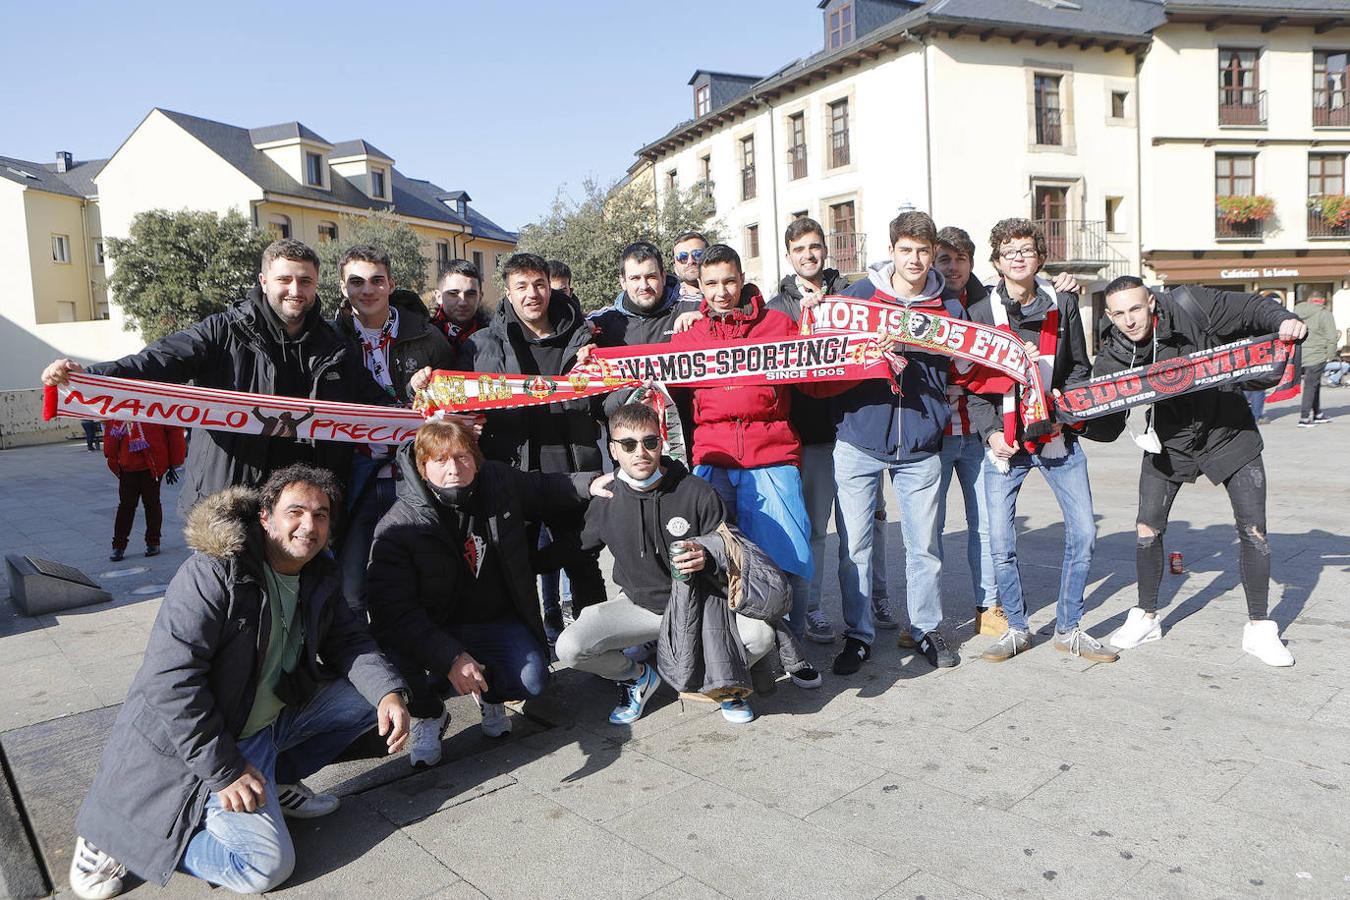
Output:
top-left (1055, 334), bottom-right (1298, 422)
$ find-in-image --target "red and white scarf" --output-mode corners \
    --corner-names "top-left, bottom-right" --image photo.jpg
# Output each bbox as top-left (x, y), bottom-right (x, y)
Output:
top-left (985, 280), bottom-right (1066, 472)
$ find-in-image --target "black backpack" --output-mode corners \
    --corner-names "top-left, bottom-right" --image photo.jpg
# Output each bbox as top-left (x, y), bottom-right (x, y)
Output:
top-left (1157, 286), bottom-right (1294, 391)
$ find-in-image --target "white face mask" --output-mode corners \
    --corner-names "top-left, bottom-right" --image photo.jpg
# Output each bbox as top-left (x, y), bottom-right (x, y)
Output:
top-left (617, 467), bottom-right (663, 490)
top-left (1129, 407), bottom-right (1163, 455)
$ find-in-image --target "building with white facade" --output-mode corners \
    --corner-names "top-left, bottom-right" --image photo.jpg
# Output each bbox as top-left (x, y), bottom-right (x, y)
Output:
top-left (636, 0), bottom-right (1350, 340)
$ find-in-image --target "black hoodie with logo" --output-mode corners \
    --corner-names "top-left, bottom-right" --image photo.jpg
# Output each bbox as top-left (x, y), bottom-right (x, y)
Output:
top-left (457, 288), bottom-right (606, 473)
top-left (580, 459), bottom-right (725, 613)
top-left (87, 285), bottom-right (393, 515)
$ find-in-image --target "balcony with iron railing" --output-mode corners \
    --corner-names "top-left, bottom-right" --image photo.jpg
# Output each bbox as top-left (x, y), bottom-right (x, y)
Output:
top-left (1313, 89), bottom-right (1350, 126)
top-left (830, 130), bottom-right (850, 168)
top-left (1308, 200), bottom-right (1350, 238)
top-left (741, 166), bottom-right (756, 202)
top-left (828, 232), bottom-right (866, 274)
top-left (787, 144), bottom-right (807, 180)
top-left (1215, 217), bottom-right (1265, 240)
top-left (1032, 218), bottom-right (1132, 282)
top-left (1219, 88), bottom-right (1267, 126)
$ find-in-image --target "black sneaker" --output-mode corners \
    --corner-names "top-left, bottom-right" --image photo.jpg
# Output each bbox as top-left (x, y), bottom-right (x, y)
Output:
top-left (789, 663), bottom-right (823, 689)
top-left (145, 545), bottom-right (161, 558)
top-left (831, 637), bottom-right (871, 675)
top-left (918, 630), bottom-right (959, 668)
top-left (1313, 414), bottom-right (1331, 424)
top-left (109, 548), bottom-right (124, 562)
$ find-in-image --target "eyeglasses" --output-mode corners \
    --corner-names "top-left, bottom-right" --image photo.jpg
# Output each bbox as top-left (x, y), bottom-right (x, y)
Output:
top-left (674, 249), bottom-right (706, 264)
top-left (610, 435), bottom-right (661, 453)
top-left (998, 247), bottom-right (1040, 261)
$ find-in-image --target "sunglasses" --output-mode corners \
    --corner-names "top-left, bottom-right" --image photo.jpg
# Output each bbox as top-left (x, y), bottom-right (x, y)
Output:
top-left (610, 435), bottom-right (661, 453)
top-left (674, 249), bottom-right (706, 264)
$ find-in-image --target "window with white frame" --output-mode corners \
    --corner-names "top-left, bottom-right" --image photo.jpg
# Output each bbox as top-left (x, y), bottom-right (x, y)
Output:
top-left (51, 234), bottom-right (70, 263)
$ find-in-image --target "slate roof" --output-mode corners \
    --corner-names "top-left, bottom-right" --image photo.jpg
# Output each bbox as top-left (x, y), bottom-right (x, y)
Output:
top-left (1164, 0), bottom-right (1350, 11)
top-left (0, 155), bottom-right (101, 198)
top-left (149, 109), bottom-right (514, 239)
top-left (247, 122), bottom-right (332, 146)
top-left (330, 139), bottom-right (392, 161)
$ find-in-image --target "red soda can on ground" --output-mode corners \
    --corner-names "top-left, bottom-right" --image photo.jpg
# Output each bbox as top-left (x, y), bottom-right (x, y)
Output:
top-left (1169, 551), bottom-right (1184, 574)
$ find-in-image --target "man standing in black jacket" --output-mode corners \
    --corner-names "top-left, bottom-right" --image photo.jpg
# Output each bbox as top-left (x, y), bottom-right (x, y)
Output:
top-left (69, 465), bottom-right (409, 899)
top-left (450, 252), bottom-right (609, 623)
top-left (765, 217), bottom-right (892, 644)
top-left (332, 244), bottom-right (457, 618)
top-left (1085, 277), bottom-right (1306, 666)
top-left (41, 239), bottom-right (394, 515)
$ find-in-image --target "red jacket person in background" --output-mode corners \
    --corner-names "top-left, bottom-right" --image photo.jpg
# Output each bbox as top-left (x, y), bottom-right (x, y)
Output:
top-left (103, 420), bottom-right (187, 561)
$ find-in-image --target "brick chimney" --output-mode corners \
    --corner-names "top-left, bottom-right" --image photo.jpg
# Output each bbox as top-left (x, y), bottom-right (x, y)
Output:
top-left (55, 151), bottom-right (73, 173)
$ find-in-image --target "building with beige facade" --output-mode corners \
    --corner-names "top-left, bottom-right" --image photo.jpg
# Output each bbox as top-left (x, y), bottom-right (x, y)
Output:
top-left (636, 0), bottom-right (1350, 341)
top-left (0, 108), bottom-right (517, 402)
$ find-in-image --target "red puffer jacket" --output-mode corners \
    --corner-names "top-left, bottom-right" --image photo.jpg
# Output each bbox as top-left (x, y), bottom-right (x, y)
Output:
top-left (670, 288), bottom-right (801, 468)
top-left (104, 421), bottom-right (187, 479)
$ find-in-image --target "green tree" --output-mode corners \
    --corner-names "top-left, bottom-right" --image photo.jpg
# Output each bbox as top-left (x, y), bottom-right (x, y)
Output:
top-left (316, 210), bottom-right (431, 315)
top-left (516, 177), bottom-right (720, 312)
top-left (105, 208), bottom-right (271, 343)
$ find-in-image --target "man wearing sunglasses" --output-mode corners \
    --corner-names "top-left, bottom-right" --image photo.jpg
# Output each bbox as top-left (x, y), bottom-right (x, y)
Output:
top-left (671, 231), bottom-right (709, 302)
top-left (557, 403), bottom-right (777, 725)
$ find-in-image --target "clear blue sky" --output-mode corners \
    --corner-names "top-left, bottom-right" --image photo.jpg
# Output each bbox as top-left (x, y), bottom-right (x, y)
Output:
top-left (0, 1), bottom-right (822, 231)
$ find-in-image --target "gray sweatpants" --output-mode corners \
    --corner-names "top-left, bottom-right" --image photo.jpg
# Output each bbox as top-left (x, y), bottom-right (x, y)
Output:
top-left (555, 594), bottom-right (775, 683)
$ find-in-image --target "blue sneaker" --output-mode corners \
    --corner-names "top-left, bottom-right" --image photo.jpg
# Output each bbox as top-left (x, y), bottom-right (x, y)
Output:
top-left (719, 698), bottom-right (754, 725)
top-left (609, 663), bottom-right (662, 725)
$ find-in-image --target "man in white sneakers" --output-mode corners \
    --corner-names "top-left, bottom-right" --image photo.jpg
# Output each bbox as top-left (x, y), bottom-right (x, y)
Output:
top-left (1086, 276), bottom-right (1306, 666)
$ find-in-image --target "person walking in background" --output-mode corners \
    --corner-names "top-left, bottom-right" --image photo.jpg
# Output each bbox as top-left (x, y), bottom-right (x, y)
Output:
top-left (1292, 291), bottom-right (1338, 426)
top-left (103, 421), bottom-right (186, 561)
top-left (81, 420), bottom-right (102, 452)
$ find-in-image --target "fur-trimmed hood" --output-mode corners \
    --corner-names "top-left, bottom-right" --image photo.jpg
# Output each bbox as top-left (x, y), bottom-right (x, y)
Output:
top-left (184, 486), bottom-right (261, 559)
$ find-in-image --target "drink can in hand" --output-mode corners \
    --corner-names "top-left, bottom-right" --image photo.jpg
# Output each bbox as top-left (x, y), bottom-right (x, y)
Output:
top-left (670, 541), bottom-right (690, 582)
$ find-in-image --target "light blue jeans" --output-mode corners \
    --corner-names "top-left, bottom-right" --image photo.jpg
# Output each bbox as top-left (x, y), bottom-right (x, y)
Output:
top-left (179, 678), bottom-right (375, 893)
top-left (833, 441), bottom-right (944, 645)
top-left (937, 434), bottom-right (997, 608)
top-left (983, 439), bottom-right (1096, 634)
top-left (798, 443), bottom-right (888, 624)
top-left (337, 477), bottom-right (398, 621)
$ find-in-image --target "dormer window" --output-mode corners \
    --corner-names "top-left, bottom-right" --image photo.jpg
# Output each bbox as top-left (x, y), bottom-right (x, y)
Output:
top-left (828, 2), bottom-right (854, 51)
top-left (696, 84), bottom-right (711, 117)
top-left (305, 151), bottom-right (324, 187)
top-left (371, 167), bottom-right (387, 199)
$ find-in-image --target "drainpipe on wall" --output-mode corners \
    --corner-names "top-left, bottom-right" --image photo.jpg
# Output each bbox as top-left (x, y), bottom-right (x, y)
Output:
top-left (900, 30), bottom-right (935, 214)
top-left (80, 199), bottom-right (96, 319)
top-left (746, 90), bottom-right (782, 287)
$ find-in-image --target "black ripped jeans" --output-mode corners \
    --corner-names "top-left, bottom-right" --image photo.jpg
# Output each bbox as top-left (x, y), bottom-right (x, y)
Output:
top-left (1136, 457), bottom-right (1269, 619)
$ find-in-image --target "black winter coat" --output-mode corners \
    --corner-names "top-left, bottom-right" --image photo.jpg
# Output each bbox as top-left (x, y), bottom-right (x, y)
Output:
top-left (333, 289), bottom-right (457, 403)
top-left (87, 287), bottom-right (393, 515)
top-left (75, 487), bottom-right (405, 886)
top-left (1082, 286), bottom-right (1296, 484)
top-left (767, 269), bottom-right (850, 445)
top-left (589, 274), bottom-right (702, 347)
top-left (364, 444), bottom-right (596, 677)
top-left (455, 290), bottom-right (605, 472)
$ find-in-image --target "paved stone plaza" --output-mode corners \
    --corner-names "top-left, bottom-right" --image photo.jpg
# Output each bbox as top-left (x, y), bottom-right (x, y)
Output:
top-left (1, 394), bottom-right (1347, 899)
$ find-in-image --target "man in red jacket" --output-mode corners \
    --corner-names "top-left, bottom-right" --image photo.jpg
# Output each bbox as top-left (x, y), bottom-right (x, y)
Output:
top-left (669, 244), bottom-right (821, 689)
top-left (103, 421), bottom-right (187, 561)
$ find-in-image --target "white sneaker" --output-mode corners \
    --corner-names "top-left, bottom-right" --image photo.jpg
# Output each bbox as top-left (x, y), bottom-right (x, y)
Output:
top-left (1110, 608), bottom-right (1162, 650)
top-left (276, 781), bottom-right (340, 818)
top-left (409, 709), bottom-right (450, 768)
top-left (476, 696), bottom-right (512, 738)
top-left (70, 836), bottom-right (126, 900)
top-left (1242, 620), bottom-right (1294, 667)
